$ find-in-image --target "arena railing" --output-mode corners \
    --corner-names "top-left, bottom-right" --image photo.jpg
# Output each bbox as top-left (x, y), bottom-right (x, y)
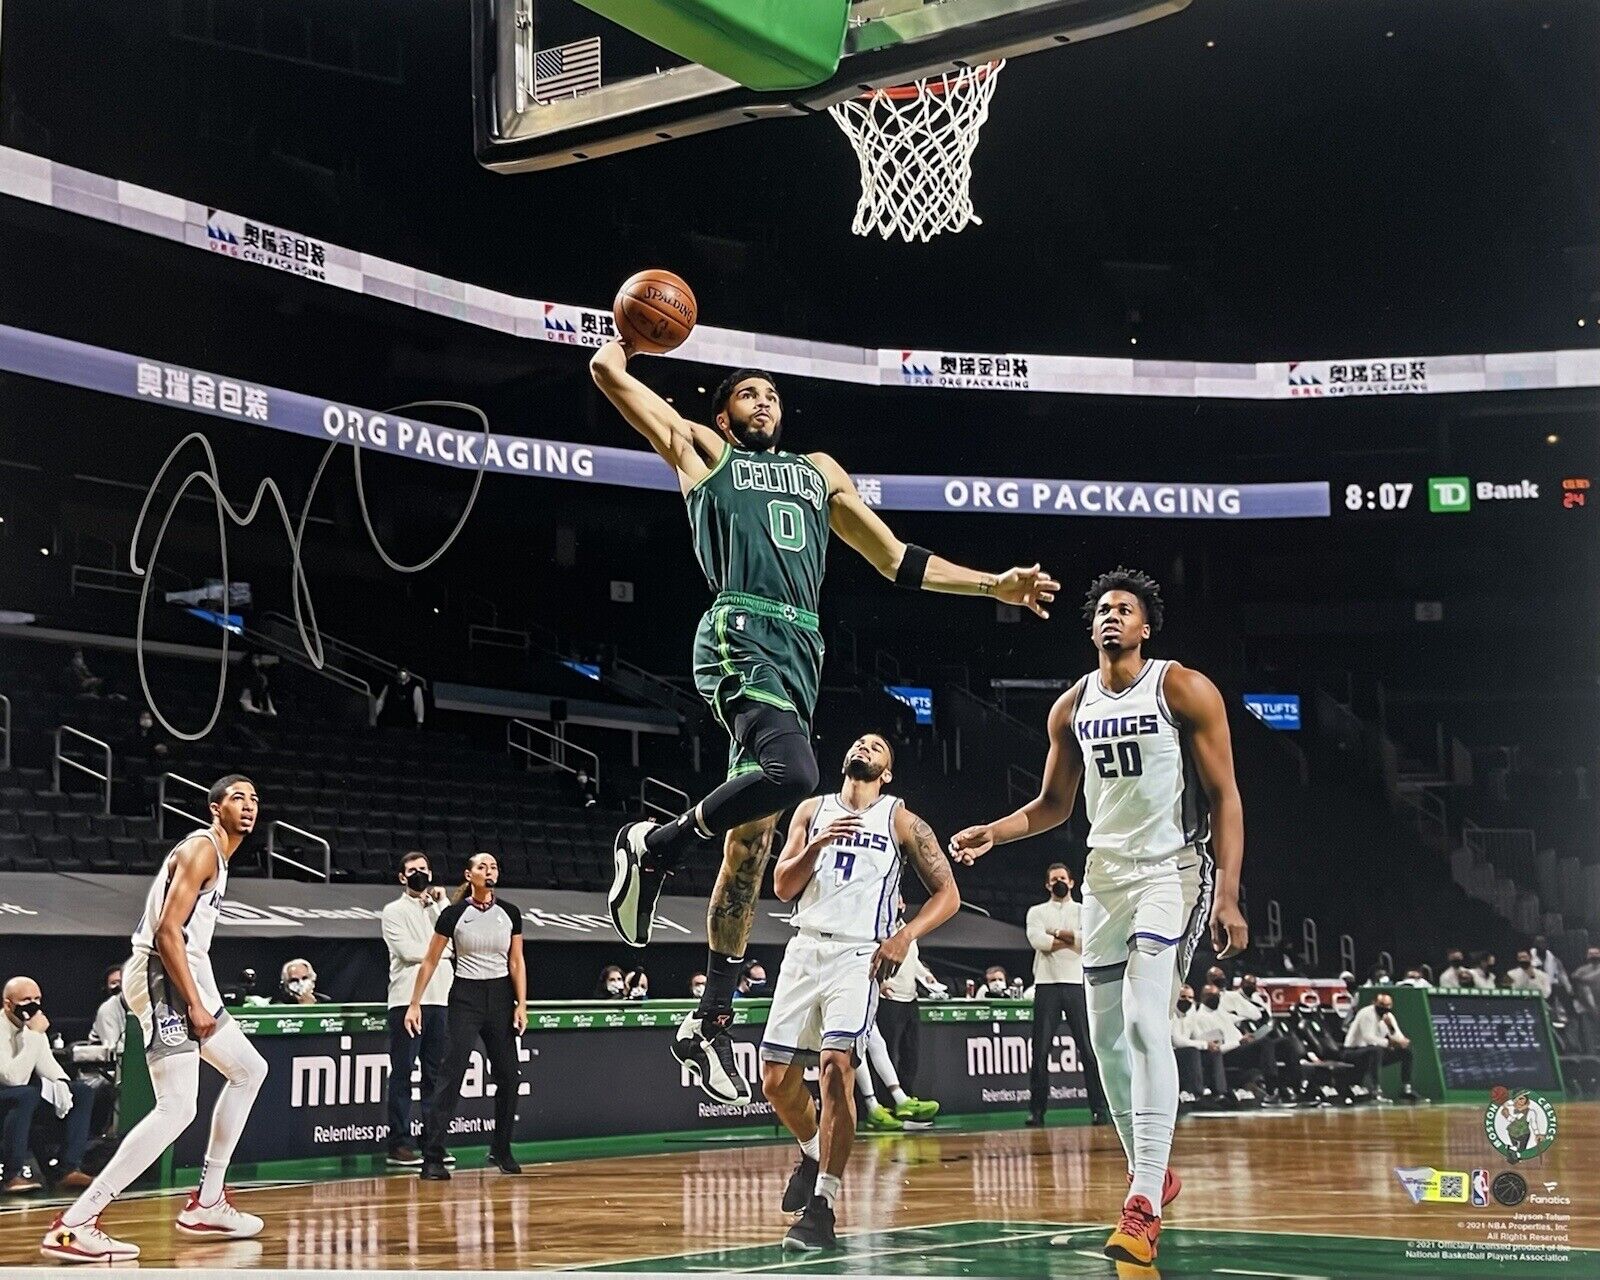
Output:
top-left (508, 717), bottom-right (600, 789)
top-left (53, 724), bottom-right (112, 815)
top-left (265, 820), bottom-right (331, 882)
top-left (640, 776), bottom-right (690, 822)
top-left (157, 772), bottom-right (211, 838)
top-left (261, 611), bottom-right (425, 693)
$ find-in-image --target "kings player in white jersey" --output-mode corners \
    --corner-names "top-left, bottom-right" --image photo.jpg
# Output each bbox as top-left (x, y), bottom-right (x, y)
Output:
top-left (950, 569), bottom-right (1247, 1268)
top-left (42, 775), bottom-right (270, 1263)
top-left (760, 734), bottom-right (960, 1253)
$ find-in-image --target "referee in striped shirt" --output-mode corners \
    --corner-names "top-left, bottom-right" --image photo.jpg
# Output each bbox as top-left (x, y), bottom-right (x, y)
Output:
top-left (405, 852), bottom-right (527, 1180)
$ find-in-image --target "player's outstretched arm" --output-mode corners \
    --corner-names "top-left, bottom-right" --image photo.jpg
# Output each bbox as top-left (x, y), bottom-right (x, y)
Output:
top-left (590, 340), bottom-right (724, 491)
top-left (1164, 664), bottom-right (1248, 959)
top-left (873, 809), bottom-right (961, 979)
top-left (153, 836), bottom-right (222, 1041)
top-left (773, 797), bottom-right (852, 902)
top-left (806, 452), bottom-right (1060, 618)
top-left (949, 683), bottom-right (1084, 864)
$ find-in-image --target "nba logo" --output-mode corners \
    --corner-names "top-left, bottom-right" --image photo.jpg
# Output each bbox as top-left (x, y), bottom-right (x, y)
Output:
top-left (1471, 1169), bottom-right (1490, 1207)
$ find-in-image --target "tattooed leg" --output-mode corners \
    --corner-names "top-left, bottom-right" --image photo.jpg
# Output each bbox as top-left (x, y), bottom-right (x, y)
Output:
top-left (708, 815), bottom-right (779, 957)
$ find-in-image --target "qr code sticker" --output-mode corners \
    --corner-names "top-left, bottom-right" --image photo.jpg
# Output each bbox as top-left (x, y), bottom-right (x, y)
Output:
top-left (1438, 1175), bottom-right (1464, 1199)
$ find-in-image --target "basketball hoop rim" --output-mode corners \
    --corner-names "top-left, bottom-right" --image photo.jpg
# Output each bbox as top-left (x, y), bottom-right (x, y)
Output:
top-left (858, 59), bottom-right (1002, 102)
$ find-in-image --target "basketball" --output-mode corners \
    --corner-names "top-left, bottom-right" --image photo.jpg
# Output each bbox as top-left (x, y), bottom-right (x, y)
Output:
top-left (614, 269), bottom-right (697, 354)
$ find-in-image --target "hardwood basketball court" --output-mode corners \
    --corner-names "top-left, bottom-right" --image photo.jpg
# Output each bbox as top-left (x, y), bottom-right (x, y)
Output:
top-left (2, 1105), bottom-right (1594, 1274)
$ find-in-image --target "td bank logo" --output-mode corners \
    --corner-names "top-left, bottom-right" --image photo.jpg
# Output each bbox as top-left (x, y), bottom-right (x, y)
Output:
top-left (1428, 477), bottom-right (1471, 513)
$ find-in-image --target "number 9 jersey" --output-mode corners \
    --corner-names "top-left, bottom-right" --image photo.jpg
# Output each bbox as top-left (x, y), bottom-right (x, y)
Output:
top-left (789, 793), bottom-right (904, 944)
top-left (1074, 659), bottom-right (1210, 862)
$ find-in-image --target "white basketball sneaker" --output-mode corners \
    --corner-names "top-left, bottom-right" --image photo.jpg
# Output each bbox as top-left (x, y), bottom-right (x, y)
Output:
top-left (176, 1189), bottom-right (264, 1239)
top-left (40, 1214), bottom-right (141, 1263)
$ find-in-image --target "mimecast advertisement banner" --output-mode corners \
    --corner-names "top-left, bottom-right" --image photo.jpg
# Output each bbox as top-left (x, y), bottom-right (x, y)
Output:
top-left (154, 1002), bottom-right (1084, 1168)
top-left (0, 872), bottom-right (1027, 951)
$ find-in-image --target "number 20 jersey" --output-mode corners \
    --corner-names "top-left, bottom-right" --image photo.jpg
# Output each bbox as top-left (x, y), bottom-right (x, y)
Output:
top-left (790, 793), bottom-right (903, 943)
top-left (1075, 659), bottom-right (1209, 861)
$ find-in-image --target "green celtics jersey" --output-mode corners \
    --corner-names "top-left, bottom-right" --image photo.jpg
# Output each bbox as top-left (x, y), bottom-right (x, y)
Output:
top-left (685, 444), bottom-right (830, 615)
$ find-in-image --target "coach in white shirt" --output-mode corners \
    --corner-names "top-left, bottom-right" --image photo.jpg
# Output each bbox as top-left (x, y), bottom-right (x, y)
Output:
top-left (1341, 991), bottom-right (1416, 1100)
top-left (381, 852), bottom-right (453, 1166)
top-left (1025, 863), bottom-right (1107, 1125)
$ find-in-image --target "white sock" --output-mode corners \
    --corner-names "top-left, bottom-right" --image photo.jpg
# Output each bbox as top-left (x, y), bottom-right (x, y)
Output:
top-left (1124, 946), bottom-right (1180, 1217)
top-left (1085, 967), bottom-right (1135, 1175)
top-left (814, 1172), bottom-right (842, 1206)
top-left (864, 1025), bottom-right (903, 1101)
top-left (890, 1086), bottom-right (910, 1107)
top-left (799, 1133), bottom-right (820, 1162)
top-left (63, 1052), bottom-right (201, 1228)
top-left (198, 1022), bottom-right (269, 1204)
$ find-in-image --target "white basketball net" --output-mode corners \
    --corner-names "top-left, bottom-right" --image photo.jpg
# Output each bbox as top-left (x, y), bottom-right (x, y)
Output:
top-left (829, 60), bottom-right (1005, 243)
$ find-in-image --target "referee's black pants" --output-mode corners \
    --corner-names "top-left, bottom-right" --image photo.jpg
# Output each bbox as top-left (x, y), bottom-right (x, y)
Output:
top-left (1030, 981), bottom-right (1106, 1119)
top-left (423, 976), bottom-right (521, 1162)
top-left (876, 998), bottom-right (920, 1094)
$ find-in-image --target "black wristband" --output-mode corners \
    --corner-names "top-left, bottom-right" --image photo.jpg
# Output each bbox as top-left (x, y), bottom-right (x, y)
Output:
top-left (895, 544), bottom-right (932, 589)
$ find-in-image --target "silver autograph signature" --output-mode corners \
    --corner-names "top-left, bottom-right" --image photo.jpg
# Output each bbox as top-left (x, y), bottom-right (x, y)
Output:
top-left (130, 401), bottom-right (490, 739)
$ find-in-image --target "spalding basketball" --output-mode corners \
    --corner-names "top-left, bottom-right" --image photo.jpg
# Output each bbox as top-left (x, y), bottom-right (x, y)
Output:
top-left (614, 270), bottom-right (697, 354)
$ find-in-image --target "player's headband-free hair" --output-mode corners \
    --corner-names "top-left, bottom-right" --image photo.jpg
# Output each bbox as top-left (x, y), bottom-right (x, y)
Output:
top-left (712, 368), bottom-right (778, 418)
top-left (895, 544), bottom-right (932, 589)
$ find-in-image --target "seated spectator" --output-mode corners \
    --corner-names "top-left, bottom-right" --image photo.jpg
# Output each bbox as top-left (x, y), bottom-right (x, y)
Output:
top-left (377, 669), bottom-right (425, 729)
top-left (1472, 952), bottom-right (1499, 989)
top-left (1507, 950), bottom-right (1553, 1000)
top-left (63, 648), bottom-right (105, 699)
top-left (1438, 950), bottom-right (1481, 989)
top-left (239, 654), bottom-right (278, 717)
top-left (1170, 985), bottom-right (1227, 1104)
top-left (90, 967), bottom-right (124, 1056)
top-left (594, 966), bottom-right (626, 1000)
top-left (1572, 947), bottom-right (1600, 1053)
top-left (1190, 984), bottom-right (1282, 1099)
top-left (733, 962), bottom-right (769, 1000)
top-left (0, 978), bottom-right (94, 1192)
top-left (1341, 991), bottom-right (1417, 1102)
top-left (274, 958), bottom-right (330, 1005)
top-left (571, 770), bottom-right (599, 809)
top-left (624, 969), bottom-right (649, 1001)
top-left (689, 972), bottom-right (707, 1001)
top-left (1396, 968), bottom-right (1431, 989)
top-left (974, 966), bottom-right (1010, 999)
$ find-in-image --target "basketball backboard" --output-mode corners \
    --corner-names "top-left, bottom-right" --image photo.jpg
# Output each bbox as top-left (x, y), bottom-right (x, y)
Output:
top-left (472, 0), bottom-right (1190, 173)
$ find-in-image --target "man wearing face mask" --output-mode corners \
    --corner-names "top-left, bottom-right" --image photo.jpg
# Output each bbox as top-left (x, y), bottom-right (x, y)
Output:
top-left (625, 969), bottom-right (650, 1000)
top-left (91, 967), bottom-right (126, 1057)
top-left (689, 973), bottom-right (708, 1001)
top-left (1, 977), bottom-right (95, 1193)
top-left (1571, 947), bottom-right (1600, 1052)
top-left (1169, 985), bottom-right (1227, 1105)
top-left (274, 960), bottom-right (329, 1006)
top-left (1025, 864), bottom-right (1107, 1127)
top-left (978, 966), bottom-right (1010, 999)
top-left (381, 852), bottom-right (452, 1168)
top-left (734, 963), bottom-right (769, 1000)
top-left (1341, 992), bottom-right (1417, 1102)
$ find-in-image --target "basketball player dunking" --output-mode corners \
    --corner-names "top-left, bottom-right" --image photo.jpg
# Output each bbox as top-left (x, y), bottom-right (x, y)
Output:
top-left (42, 775), bottom-right (269, 1263)
top-left (762, 733), bottom-right (960, 1251)
top-left (590, 338), bottom-right (1057, 1106)
top-left (950, 569), bottom-right (1248, 1267)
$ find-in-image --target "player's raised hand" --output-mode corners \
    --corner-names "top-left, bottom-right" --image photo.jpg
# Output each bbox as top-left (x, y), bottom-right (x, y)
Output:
top-left (947, 824), bottom-right (995, 865)
top-left (992, 564), bottom-right (1060, 619)
top-left (1210, 898), bottom-right (1249, 959)
top-left (806, 816), bottom-right (861, 859)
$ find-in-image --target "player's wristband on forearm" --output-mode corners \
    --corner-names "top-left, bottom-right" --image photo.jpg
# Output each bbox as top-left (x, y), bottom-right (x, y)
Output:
top-left (894, 544), bottom-right (932, 588)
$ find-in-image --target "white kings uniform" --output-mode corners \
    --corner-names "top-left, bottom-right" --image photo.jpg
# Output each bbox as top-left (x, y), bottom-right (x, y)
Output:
top-left (1074, 659), bottom-right (1214, 981)
top-left (760, 793), bottom-right (903, 1066)
top-left (125, 829), bottom-right (231, 1061)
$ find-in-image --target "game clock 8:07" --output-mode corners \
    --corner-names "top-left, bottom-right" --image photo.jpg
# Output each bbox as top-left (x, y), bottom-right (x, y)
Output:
top-left (1345, 482), bottom-right (1414, 512)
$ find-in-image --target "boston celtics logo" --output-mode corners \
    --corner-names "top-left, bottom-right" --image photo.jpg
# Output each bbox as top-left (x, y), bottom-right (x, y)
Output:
top-left (1484, 1086), bottom-right (1557, 1163)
